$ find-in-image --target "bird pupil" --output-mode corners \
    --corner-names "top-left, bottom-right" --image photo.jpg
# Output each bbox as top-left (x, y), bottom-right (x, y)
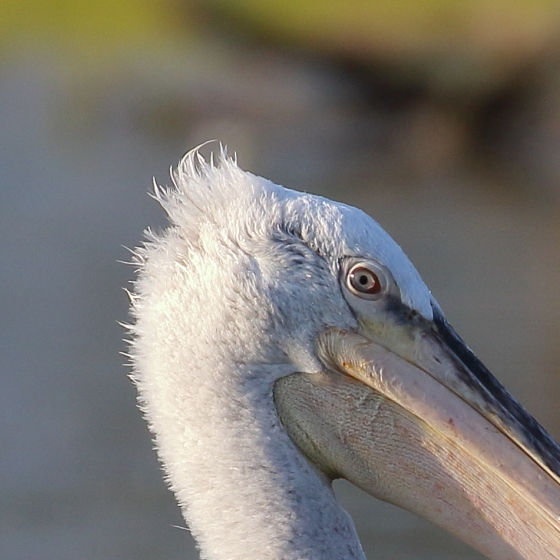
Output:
top-left (347, 265), bottom-right (383, 297)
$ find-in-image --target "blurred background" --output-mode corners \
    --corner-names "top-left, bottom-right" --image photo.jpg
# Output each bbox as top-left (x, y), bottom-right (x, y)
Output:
top-left (3, 1), bottom-right (560, 558)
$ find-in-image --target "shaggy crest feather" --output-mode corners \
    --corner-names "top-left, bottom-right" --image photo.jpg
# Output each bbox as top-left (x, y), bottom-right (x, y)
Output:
top-left (128, 147), bottom-right (435, 560)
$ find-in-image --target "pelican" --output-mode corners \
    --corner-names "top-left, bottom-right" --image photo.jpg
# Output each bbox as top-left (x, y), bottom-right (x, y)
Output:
top-left (128, 147), bottom-right (560, 560)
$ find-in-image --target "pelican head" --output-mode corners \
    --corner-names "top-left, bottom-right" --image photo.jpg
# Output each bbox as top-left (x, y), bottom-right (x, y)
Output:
top-left (129, 148), bottom-right (560, 560)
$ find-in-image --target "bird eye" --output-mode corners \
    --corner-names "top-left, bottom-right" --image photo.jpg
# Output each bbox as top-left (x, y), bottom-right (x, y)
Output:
top-left (346, 262), bottom-right (387, 300)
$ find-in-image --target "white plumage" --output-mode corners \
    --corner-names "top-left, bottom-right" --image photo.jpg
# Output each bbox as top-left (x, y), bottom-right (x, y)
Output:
top-left (128, 148), bottom-right (560, 560)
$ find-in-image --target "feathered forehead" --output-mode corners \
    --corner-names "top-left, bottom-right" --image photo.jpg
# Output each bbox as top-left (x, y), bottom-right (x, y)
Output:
top-left (154, 148), bottom-right (432, 318)
top-left (156, 149), bottom-right (346, 258)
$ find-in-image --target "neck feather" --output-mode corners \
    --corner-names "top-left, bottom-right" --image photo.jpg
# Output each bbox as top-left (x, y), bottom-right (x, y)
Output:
top-left (137, 352), bottom-right (365, 560)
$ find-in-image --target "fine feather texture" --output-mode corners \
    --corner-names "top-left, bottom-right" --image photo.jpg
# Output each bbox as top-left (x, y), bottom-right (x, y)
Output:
top-left (128, 147), bottom-right (433, 560)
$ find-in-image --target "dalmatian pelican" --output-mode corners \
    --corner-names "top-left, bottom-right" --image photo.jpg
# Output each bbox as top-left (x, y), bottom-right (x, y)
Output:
top-left (128, 147), bottom-right (560, 560)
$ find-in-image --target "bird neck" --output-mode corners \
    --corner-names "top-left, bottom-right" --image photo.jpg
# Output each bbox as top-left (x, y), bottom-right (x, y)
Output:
top-left (146, 358), bottom-right (365, 560)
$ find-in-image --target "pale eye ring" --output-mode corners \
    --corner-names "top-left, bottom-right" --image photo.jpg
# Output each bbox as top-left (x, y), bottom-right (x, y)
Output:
top-left (346, 262), bottom-right (387, 299)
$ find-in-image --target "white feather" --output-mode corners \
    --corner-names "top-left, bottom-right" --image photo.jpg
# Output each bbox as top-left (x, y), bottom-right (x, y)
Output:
top-left (129, 147), bottom-right (433, 560)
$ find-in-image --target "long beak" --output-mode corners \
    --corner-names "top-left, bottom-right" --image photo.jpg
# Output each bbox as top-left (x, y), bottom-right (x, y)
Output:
top-left (274, 306), bottom-right (560, 560)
